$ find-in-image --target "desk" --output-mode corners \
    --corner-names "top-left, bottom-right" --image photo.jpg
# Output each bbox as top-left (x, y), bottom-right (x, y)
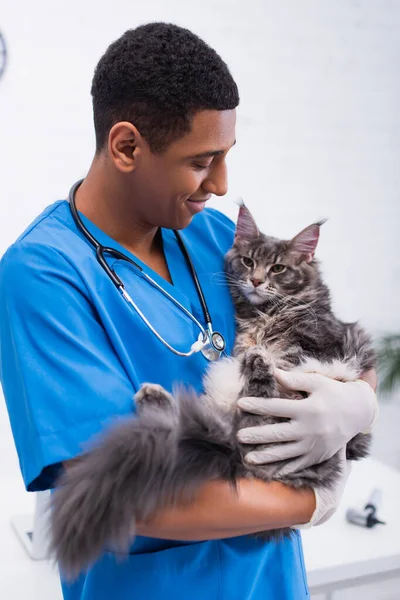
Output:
top-left (302, 458), bottom-right (400, 598)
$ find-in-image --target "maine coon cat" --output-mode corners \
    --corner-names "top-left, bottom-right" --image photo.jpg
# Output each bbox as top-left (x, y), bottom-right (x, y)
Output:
top-left (50, 204), bottom-right (375, 579)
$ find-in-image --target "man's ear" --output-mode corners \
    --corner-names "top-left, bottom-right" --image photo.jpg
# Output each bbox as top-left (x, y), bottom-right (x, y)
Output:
top-left (108, 121), bottom-right (143, 172)
top-left (288, 219), bottom-right (327, 262)
top-left (234, 200), bottom-right (260, 243)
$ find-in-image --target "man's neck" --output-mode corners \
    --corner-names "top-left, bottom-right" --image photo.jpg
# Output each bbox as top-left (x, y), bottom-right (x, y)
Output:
top-left (74, 161), bottom-right (159, 260)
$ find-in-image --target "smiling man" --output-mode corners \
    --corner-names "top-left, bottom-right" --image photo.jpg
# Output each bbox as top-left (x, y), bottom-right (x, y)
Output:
top-left (0, 22), bottom-right (376, 600)
top-left (75, 107), bottom-right (237, 280)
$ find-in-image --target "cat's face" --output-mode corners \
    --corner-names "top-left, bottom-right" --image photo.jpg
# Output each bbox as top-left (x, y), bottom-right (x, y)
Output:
top-left (225, 204), bottom-right (323, 306)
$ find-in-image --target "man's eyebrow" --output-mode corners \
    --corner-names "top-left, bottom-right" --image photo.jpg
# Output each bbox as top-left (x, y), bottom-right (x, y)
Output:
top-left (187, 139), bottom-right (236, 160)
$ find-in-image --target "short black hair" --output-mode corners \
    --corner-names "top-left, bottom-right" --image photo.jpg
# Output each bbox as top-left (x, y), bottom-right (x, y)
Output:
top-left (91, 22), bottom-right (239, 154)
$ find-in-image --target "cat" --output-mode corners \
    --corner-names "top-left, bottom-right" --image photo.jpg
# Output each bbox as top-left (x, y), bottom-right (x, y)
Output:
top-left (50, 204), bottom-right (375, 579)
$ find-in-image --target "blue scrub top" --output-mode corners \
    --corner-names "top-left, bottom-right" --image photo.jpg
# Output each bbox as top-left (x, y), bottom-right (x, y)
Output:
top-left (0, 199), bottom-right (309, 599)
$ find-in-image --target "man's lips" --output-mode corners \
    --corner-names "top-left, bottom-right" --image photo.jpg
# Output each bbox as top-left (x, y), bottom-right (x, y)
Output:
top-left (187, 196), bottom-right (212, 203)
top-left (185, 196), bottom-right (211, 214)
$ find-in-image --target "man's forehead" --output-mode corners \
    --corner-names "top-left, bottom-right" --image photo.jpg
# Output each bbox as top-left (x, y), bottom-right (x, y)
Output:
top-left (173, 109), bottom-right (236, 156)
top-left (187, 139), bottom-right (237, 160)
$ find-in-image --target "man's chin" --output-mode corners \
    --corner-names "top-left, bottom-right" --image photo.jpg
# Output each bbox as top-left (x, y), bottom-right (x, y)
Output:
top-left (163, 209), bottom-right (195, 231)
top-left (173, 214), bottom-right (195, 230)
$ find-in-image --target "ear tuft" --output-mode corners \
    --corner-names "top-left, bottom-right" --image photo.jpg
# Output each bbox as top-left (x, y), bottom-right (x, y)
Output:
top-left (316, 218), bottom-right (328, 227)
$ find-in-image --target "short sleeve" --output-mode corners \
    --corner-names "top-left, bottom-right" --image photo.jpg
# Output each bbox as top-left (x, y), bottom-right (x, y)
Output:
top-left (0, 242), bottom-right (135, 491)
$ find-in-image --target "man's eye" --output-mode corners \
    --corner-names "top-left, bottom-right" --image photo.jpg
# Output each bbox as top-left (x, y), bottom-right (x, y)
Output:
top-left (241, 256), bottom-right (254, 268)
top-left (270, 264), bottom-right (286, 274)
top-left (192, 163), bottom-right (211, 171)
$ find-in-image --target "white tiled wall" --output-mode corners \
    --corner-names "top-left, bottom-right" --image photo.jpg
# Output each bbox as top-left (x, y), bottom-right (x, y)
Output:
top-left (0, 1), bottom-right (399, 599)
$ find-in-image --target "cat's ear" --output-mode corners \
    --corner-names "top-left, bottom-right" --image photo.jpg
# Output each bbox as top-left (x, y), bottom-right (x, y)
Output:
top-left (288, 220), bottom-right (326, 262)
top-left (235, 200), bottom-right (260, 242)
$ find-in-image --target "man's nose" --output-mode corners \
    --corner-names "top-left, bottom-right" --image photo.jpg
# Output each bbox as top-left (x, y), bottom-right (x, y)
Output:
top-left (250, 277), bottom-right (264, 288)
top-left (202, 161), bottom-right (228, 197)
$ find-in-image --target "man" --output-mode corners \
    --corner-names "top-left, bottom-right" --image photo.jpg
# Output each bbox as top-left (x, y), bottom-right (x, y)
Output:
top-left (0, 23), bottom-right (377, 600)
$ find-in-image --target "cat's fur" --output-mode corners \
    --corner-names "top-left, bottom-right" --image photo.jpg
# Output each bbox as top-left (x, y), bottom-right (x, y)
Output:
top-left (50, 205), bottom-right (375, 579)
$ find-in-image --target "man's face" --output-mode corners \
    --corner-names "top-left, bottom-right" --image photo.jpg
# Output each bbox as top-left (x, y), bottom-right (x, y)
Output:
top-left (129, 109), bottom-right (236, 230)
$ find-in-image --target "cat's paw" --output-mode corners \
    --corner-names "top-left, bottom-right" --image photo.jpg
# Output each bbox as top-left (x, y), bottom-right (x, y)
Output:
top-left (134, 383), bottom-right (174, 409)
top-left (241, 346), bottom-right (273, 379)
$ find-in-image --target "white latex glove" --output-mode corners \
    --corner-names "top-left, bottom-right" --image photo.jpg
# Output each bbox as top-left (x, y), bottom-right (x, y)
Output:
top-left (237, 368), bottom-right (378, 475)
top-left (294, 447), bottom-right (351, 528)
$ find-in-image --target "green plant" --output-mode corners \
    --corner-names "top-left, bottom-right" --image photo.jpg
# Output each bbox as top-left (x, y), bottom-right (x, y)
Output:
top-left (377, 333), bottom-right (400, 396)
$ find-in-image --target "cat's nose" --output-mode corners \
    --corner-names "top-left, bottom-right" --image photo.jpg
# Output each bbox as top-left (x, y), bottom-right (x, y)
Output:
top-left (250, 278), bottom-right (264, 288)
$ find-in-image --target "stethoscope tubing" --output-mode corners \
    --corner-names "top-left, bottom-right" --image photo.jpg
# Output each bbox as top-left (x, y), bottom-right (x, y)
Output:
top-left (119, 286), bottom-right (206, 357)
top-left (67, 180), bottom-right (224, 359)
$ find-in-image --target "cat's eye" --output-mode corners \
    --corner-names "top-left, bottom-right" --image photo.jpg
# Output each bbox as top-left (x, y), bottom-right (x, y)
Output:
top-left (270, 264), bottom-right (286, 274)
top-left (241, 256), bottom-right (254, 268)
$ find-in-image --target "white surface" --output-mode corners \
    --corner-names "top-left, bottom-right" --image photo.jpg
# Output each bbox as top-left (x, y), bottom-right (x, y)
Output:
top-left (0, 477), bottom-right (62, 599)
top-left (11, 491), bottom-right (52, 560)
top-left (303, 458), bottom-right (400, 594)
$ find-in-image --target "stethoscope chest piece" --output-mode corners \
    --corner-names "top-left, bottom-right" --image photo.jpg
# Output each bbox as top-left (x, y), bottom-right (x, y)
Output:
top-left (199, 331), bottom-right (226, 362)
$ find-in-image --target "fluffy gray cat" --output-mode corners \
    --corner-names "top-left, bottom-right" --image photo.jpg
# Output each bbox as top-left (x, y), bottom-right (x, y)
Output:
top-left (50, 204), bottom-right (375, 579)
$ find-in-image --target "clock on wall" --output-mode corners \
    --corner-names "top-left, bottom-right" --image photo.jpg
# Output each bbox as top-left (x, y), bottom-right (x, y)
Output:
top-left (0, 32), bottom-right (7, 80)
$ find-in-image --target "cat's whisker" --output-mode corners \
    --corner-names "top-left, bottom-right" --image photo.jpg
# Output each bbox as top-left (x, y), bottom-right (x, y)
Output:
top-left (270, 291), bottom-right (319, 327)
top-left (210, 272), bottom-right (245, 288)
top-left (210, 272), bottom-right (229, 283)
top-left (283, 295), bottom-right (317, 314)
top-left (286, 302), bottom-right (318, 328)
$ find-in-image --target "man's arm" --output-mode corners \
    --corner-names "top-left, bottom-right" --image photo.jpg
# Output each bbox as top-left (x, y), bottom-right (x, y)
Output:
top-left (64, 458), bottom-right (314, 540)
top-left (62, 369), bottom-right (377, 543)
top-left (135, 478), bottom-right (315, 541)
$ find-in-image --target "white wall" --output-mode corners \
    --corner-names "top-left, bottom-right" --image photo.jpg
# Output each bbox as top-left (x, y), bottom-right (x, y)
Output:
top-left (0, 0), bottom-right (399, 334)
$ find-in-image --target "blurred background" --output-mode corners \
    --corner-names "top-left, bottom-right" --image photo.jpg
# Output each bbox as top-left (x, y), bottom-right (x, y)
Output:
top-left (0, 1), bottom-right (399, 598)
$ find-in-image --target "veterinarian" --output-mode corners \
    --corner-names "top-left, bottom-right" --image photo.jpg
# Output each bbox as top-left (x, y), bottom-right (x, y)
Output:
top-left (0, 23), bottom-right (377, 600)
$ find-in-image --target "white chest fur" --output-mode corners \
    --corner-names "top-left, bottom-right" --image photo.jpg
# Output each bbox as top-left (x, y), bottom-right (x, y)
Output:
top-left (203, 354), bottom-right (361, 413)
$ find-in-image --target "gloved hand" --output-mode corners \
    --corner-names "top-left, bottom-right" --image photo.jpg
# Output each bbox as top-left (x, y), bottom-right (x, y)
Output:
top-left (237, 368), bottom-right (378, 475)
top-left (295, 447), bottom-right (351, 528)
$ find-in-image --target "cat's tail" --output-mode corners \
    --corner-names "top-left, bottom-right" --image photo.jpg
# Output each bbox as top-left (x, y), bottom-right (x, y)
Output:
top-left (49, 388), bottom-right (239, 580)
top-left (49, 409), bottom-right (180, 581)
top-left (171, 386), bottom-right (240, 492)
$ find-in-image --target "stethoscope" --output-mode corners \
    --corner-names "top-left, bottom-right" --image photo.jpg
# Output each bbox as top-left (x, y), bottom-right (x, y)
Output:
top-left (68, 180), bottom-right (226, 361)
